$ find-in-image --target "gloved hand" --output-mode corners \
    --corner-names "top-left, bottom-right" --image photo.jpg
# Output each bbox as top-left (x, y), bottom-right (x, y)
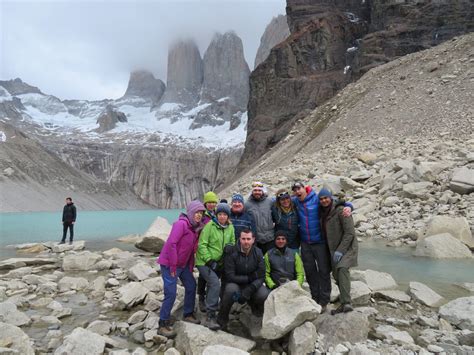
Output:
top-left (206, 260), bottom-right (217, 271)
top-left (239, 284), bottom-right (257, 304)
top-left (248, 271), bottom-right (260, 283)
top-left (333, 251), bottom-right (344, 263)
top-left (232, 291), bottom-right (241, 303)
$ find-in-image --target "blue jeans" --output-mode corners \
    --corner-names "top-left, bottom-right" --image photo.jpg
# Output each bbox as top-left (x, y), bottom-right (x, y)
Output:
top-left (159, 265), bottom-right (196, 321)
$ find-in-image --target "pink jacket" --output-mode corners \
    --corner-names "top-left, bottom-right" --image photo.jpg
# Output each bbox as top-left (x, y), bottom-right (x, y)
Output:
top-left (157, 215), bottom-right (200, 273)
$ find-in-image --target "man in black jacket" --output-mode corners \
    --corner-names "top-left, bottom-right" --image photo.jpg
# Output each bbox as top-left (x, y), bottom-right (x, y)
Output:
top-left (217, 229), bottom-right (269, 330)
top-left (60, 197), bottom-right (77, 244)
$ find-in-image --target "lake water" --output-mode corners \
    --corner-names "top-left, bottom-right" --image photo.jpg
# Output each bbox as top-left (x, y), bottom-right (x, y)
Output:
top-left (1, 210), bottom-right (472, 299)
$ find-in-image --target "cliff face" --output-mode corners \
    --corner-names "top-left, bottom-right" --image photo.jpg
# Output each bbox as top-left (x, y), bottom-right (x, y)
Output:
top-left (241, 0), bottom-right (473, 166)
top-left (159, 39), bottom-right (203, 106)
top-left (123, 70), bottom-right (165, 103)
top-left (254, 15), bottom-right (290, 69)
top-left (202, 32), bottom-right (250, 109)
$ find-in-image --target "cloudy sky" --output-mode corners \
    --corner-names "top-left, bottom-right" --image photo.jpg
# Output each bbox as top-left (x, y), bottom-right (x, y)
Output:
top-left (1, 0), bottom-right (286, 100)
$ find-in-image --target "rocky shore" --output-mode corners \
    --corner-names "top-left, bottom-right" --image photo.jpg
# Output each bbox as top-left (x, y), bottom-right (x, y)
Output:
top-left (0, 238), bottom-right (473, 355)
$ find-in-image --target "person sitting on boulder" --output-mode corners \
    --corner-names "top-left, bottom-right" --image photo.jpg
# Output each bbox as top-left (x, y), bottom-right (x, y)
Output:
top-left (217, 229), bottom-right (269, 330)
top-left (264, 230), bottom-right (304, 290)
top-left (156, 200), bottom-right (206, 337)
top-left (196, 203), bottom-right (235, 331)
top-left (318, 188), bottom-right (358, 315)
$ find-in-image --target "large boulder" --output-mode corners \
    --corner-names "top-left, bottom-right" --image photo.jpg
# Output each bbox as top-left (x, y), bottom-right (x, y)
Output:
top-left (261, 281), bottom-right (321, 339)
top-left (408, 282), bottom-right (444, 307)
top-left (117, 282), bottom-right (149, 309)
top-left (52, 240), bottom-right (85, 253)
top-left (288, 321), bottom-right (318, 355)
top-left (450, 167), bottom-right (474, 194)
top-left (439, 296), bottom-right (474, 331)
top-left (313, 312), bottom-right (370, 350)
top-left (350, 281), bottom-right (372, 305)
top-left (174, 321), bottom-right (255, 355)
top-left (351, 269), bottom-right (398, 291)
top-left (62, 251), bottom-right (102, 271)
top-left (0, 322), bottom-right (34, 354)
top-left (414, 233), bottom-right (472, 259)
top-left (58, 276), bottom-right (89, 292)
top-left (423, 216), bottom-right (474, 249)
top-left (0, 301), bottom-right (31, 326)
top-left (127, 262), bottom-right (157, 281)
top-left (54, 327), bottom-right (106, 355)
top-left (402, 182), bottom-right (433, 199)
top-left (134, 216), bottom-right (172, 253)
top-left (0, 257), bottom-right (56, 270)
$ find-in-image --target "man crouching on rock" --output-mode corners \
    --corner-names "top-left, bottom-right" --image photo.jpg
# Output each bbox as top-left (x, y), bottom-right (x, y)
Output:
top-left (217, 229), bottom-right (269, 331)
top-left (318, 188), bottom-right (358, 315)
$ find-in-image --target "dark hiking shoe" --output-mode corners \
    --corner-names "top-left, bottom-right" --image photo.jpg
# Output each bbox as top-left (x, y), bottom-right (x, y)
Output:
top-left (199, 296), bottom-right (206, 313)
top-left (217, 317), bottom-right (228, 332)
top-left (183, 313), bottom-right (200, 324)
top-left (59, 241), bottom-right (65, 245)
top-left (203, 313), bottom-right (221, 331)
top-left (320, 304), bottom-right (328, 314)
top-left (69, 241), bottom-right (73, 245)
top-left (343, 303), bottom-right (353, 313)
top-left (157, 320), bottom-right (176, 338)
top-left (331, 304), bottom-right (344, 315)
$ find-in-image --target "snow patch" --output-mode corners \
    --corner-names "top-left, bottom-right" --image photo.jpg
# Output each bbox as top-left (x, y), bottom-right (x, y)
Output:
top-left (157, 102), bottom-right (183, 112)
top-left (0, 86), bottom-right (12, 102)
top-left (344, 66), bottom-right (351, 75)
top-left (346, 47), bottom-right (358, 53)
top-left (0, 131), bottom-right (6, 142)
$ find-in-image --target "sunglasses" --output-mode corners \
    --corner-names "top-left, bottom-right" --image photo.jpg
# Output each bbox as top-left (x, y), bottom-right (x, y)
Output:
top-left (277, 192), bottom-right (290, 199)
top-left (252, 182), bottom-right (264, 188)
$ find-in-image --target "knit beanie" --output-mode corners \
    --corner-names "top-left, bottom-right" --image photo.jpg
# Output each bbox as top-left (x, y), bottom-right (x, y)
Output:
top-left (231, 193), bottom-right (244, 203)
top-left (215, 203), bottom-right (231, 217)
top-left (318, 188), bottom-right (333, 199)
top-left (203, 191), bottom-right (219, 204)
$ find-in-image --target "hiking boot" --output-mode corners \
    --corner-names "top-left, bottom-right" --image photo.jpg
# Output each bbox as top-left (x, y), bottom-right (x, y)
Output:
top-left (183, 313), bottom-right (200, 324)
top-left (198, 295), bottom-right (206, 313)
top-left (157, 320), bottom-right (176, 338)
top-left (59, 240), bottom-right (65, 245)
top-left (69, 240), bottom-right (73, 245)
top-left (217, 316), bottom-right (228, 332)
top-left (331, 304), bottom-right (344, 315)
top-left (203, 313), bottom-right (220, 331)
top-left (320, 304), bottom-right (328, 314)
top-left (343, 303), bottom-right (353, 313)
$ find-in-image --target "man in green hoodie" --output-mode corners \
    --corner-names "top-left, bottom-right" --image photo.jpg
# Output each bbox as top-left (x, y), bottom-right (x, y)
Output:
top-left (196, 203), bottom-right (235, 330)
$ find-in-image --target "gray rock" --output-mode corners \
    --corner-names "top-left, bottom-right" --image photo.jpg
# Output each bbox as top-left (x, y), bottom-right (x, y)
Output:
top-left (402, 182), bottom-right (433, 199)
top-left (0, 322), bottom-right (34, 355)
top-left (450, 167), bottom-right (474, 194)
top-left (348, 343), bottom-right (380, 355)
top-left (0, 301), bottom-right (31, 326)
top-left (374, 290), bottom-right (411, 303)
top-left (62, 251), bottom-right (102, 271)
top-left (54, 327), bottom-right (106, 355)
top-left (123, 70), bottom-right (166, 103)
top-left (86, 320), bottom-right (112, 335)
top-left (423, 216), bottom-right (474, 249)
top-left (439, 296), bottom-right (474, 330)
top-left (96, 105), bottom-right (127, 133)
top-left (117, 282), bottom-right (149, 309)
top-left (52, 240), bottom-right (85, 253)
top-left (164, 349), bottom-right (181, 355)
top-left (174, 321), bottom-right (255, 355)
top-left (408, 281), bottom-right (444, 307)
top-left (0, 258), bottom-right (56, 270)
top-left (352, 269), bottom-right (398, 291)
top-left (58, 276), bottom-right (89, 292)
top-left (414, 233), bottom-right (472, 259)
top-left (351, 281), bottom-right (372, 305)
top-left (254, 14), bottom-right (289, 68)
top-left (202, 345), bottom-right (250, 355)
top-left (288, 321), bottom-right (318, 355)
top-left (127, 262), bottom-right (157, 281)
top-left (128, 310), bottom-right (148, 324)
top-left (261, 281), bottom-right (320, 339)
top-left (313, 312), bottom-right (370, 350)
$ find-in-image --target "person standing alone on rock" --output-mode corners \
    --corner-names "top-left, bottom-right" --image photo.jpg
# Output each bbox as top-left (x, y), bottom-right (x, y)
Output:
top-left (318, 188), bottom-right (358, 314)
top-left (245, 182), bottom-right (275, 254)
top-left (60, 197), bottom-right (76, 245)
top-left (156, 200), bottom-right (206, 337)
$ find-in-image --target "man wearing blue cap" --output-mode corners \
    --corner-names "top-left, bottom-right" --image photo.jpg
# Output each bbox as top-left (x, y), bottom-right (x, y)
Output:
top-left (229, 193), bottom-right (256, 242)
top-left (319, 187), bottom-right (357, 314)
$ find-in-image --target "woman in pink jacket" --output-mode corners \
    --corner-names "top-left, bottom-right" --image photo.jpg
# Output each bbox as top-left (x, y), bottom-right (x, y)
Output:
top-left (157, 200), bottom-right (205, 337)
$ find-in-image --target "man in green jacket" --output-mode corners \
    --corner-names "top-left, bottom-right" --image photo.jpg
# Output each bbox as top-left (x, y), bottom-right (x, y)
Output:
top-left (196, 203), bottom-right (235, 330)
top-left (318, 188), bottom-right (358, 314)
top-left (264, 230), bottom-right (304, 290)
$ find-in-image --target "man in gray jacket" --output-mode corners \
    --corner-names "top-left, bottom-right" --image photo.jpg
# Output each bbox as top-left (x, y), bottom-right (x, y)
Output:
top-left (245, 182), bottom-right (274, 254)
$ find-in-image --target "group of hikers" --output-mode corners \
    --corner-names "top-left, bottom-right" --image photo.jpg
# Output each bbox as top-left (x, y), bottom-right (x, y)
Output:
top-left (156, 181), bottom-right (358, 337)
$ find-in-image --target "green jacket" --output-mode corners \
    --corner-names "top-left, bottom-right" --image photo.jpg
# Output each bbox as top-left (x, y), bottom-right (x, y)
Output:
top-left (195, 220), bottom-right (235, 266)
top-left (264, 247), bottom-right (304, 289)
